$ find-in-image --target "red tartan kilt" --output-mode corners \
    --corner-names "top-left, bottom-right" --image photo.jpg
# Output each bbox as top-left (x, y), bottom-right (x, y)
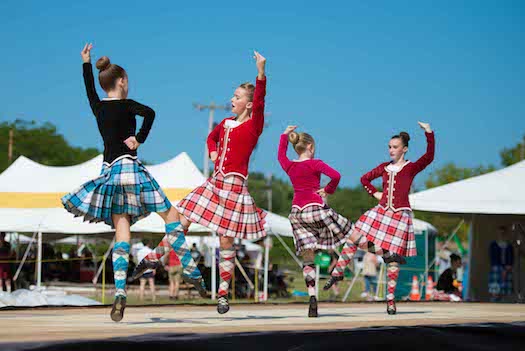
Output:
top-left (352, 206), bottom-right (416, 257)
top-left (176, 173), bottom-right (267, 240)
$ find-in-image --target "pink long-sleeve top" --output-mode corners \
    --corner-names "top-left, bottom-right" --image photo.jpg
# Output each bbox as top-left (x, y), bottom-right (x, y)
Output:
top-left (278, 134), bottom-right (341, 209)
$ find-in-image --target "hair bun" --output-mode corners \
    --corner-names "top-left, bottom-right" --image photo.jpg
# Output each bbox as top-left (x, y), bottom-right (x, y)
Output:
top-left (288, 132), bottom-right (300, 145)
top-left (399, 131), bottom-right (411, 142)
top-left (96, 56), bottom-right (111, 71)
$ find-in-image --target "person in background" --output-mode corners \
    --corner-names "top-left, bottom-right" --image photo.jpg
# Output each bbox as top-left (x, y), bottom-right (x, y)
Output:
top-left (434, 253), bottom-right (462, 301)
top-left (489, 226), bottom-right (514, 301)
top-left (137, 240), bottom-right (156, 302)
top-left (361, 252), bottom-right (379, 301)
top-left (166, 249), bottom-right (182, 300)
top-left (190, 243), bottom-right (203, 265)
top-left (436, 239), bottom-right (452, 277)
top-left (0, 232), bottom-right (13, 293)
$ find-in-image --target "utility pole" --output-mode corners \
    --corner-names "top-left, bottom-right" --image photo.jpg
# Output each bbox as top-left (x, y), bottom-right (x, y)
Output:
top-left (520, 136), bottom-right (525, 161)
top-left (193, 102), bottom-right (231, 178)
top-left (7, 128), bottom-right (14, 166)
top-left (265, 173), bottom-right (273, 212)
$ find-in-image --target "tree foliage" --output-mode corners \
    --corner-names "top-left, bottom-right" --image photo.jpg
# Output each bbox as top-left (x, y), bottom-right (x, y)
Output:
top-left (0, 120), bottom-right (99, 172)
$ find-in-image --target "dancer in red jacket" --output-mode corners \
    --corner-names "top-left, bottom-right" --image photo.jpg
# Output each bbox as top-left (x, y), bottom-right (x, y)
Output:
top-left (324, 122), bottom-right (435, 315)
top-left (134, 51), bottom-right (268, 314)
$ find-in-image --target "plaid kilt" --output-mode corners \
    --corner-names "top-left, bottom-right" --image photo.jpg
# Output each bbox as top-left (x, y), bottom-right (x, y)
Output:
top-left (289, 204), bottom-right (352, 254)
top-left (61, 157), bottom-right (171, 228)
top-left (488, 265), bottom-right (513, 296)
top-left (352, 205), bottom-right (416, 257)
top-left (176, 173), bottom-right (267, 240)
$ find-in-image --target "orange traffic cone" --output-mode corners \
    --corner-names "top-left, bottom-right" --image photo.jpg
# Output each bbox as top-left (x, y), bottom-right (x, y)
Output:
top-left (409, 275), bottom-right (421, 301)
top-left (425, 275), bottom-right (434, 300)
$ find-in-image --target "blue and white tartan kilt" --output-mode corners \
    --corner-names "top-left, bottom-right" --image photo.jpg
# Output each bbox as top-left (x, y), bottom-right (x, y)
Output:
top-left (61, 157), bottom-right (171, 228)
top-left (488, 265), bottom-right (513, 296)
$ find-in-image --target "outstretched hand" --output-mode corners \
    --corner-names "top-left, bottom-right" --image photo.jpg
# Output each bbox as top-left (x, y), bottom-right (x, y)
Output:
top-left (254, 51), bottom-right (266, 79)
top-left (283, 125), bottom-right (297, 135)
top-left (418, 121), bottom-right (432, 133)
top-left (81, 43), bottom-right (93, 63)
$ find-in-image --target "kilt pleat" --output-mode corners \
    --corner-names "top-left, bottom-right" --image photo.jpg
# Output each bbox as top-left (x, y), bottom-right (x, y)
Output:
top-left (352, 205), bottom-right (416, 257)
top-left (289, 204), bottom-right (351, 254)
top-left (176, 173), bottom-right (266, 240)
top-left (62, 157), bottom-right (171, 228)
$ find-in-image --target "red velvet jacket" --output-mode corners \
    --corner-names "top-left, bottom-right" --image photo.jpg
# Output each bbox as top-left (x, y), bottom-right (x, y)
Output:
top-left (207, 77), bottom-right (266, 179)
top-left (361, 132), bottom-right (435, 212)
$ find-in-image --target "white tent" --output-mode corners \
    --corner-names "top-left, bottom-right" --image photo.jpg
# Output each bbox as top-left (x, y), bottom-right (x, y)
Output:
top-left (413, 218), bottom-right (438, 235)
top-left (410, 160), bottom-right (525, 215)
top-left (409, 160), bottom-right (525, 301)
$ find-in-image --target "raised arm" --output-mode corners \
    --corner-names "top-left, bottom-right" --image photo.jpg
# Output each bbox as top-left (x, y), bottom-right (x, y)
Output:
top-left (129, 100), bottom-right (156, 144)
top-left (81, 44), bottom-right (100, 114)
top-left (250, 51), bottom-right (267, 136)
top-left (278, 126), bottom-right (297, 172)
top-left (412, 122), bottom-right (435, 175)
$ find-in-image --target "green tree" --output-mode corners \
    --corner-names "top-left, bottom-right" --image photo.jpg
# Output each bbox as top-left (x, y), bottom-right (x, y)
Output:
top-left (500, 135), bottom-right (525, 167)
top-left (0, 119), bottom-right (100, 172)
top-left (248, 172), bottom-right (294, 216)
top-left (425, 162), bottom-right (495, 189)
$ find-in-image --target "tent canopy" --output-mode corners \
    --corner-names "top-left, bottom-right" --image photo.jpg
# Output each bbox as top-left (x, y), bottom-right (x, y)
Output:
top-left (409, 160), bottom-right (525, 215)
top-left (0, 152), bottom-right (204, 208)
top-left (0, 153), bottom-right (293, 237)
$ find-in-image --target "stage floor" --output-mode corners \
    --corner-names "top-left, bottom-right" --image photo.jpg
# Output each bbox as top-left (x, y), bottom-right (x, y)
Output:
top-left (0, 302), bottom-right (524, 343)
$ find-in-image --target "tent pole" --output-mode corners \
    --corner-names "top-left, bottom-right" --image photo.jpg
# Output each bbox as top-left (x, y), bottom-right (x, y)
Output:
top-left (273, 232), bottom-right (302, 268)
top-left (37, 231), bottom-right (42, 288)
top-left (466, 215), bottom-right (474, 301)
top-left (342, 266), bottom-right (362, 302)
top-left (92, 236), bottom-right (116, 285)
top-left (263, 236), bottom-right (270, 302)
top-left (13, 231), bottom-right (37, 281)
top-left (234, 258), bottom-right (254, 289)
top-left (425, 229), bottom-right (429, 297)
top-left (428, 219), bottom-right (465, 271)
top-left (211, 231), bottom-right (217, 300)
top-left (315, 264), bottom-right (320, 297)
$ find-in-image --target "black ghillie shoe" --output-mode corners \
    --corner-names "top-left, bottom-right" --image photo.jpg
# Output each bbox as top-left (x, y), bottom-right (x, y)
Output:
top-left (323, 275), bottom-right (343, 290)
top-left (217, 296), bottom-right (230, 314)
top-left (110, 295), bottom-right (127, 322)
top-left (308, 296), bottom-right (318, 318)
top-left (383, 253), bottom-right (407, 265)
top-left (182, 275), bottom-right (208, 298)
top-left (387, 300), bottom-right (397, 315)
top-left (131, 259), bottom-right (160, 281)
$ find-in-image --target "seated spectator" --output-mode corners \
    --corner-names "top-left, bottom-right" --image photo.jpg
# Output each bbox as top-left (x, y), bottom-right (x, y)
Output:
top-left (434, 253), bottom-right (462, 301)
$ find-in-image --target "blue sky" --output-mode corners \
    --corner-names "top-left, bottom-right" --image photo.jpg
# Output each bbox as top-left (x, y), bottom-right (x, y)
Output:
top-left (1, 1), bottom-right (524, 188)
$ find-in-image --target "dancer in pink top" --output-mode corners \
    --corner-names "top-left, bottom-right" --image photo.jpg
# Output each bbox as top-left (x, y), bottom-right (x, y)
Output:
top-left (278, 125), bottom-right (353, 317)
